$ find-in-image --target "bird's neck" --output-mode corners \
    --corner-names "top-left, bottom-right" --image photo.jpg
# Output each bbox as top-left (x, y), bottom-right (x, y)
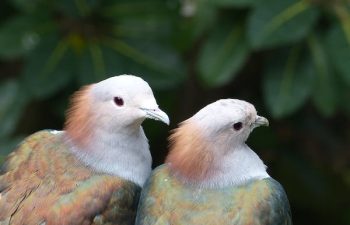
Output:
top-left (197, 144), bottom-right (270, 188)
top-left (65, 126), bottom-right (152, 187)
top-left (166, 122), bottom-right (269, 188)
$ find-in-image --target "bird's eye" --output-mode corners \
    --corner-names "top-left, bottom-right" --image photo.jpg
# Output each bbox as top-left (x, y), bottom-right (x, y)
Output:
top-left (233, 122), bottom-right (243, 131)
top-left (114, 97), bottom-right (124, 106)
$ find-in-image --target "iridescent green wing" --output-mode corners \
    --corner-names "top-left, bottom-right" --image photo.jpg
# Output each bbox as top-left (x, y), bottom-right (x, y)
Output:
top-left (261, 177), bottom-right (292, 225)
top-left (92, 181), bottom-right (141, 225)
top-left (136, 165), bottom-right (292, 225)
top-left (0, 130), bottom-right (141, 225)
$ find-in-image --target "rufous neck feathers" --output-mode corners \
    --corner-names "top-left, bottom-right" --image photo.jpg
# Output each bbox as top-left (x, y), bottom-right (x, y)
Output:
top-left (64, 85), bottom-right (95, 148)
top-left (166, 121), bottom-right (216, 182)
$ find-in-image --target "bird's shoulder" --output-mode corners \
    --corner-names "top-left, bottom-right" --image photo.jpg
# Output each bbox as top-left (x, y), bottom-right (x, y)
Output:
top-left (137, 165), bottom-right (292, 225)
top-left (255, 177), bottom-right (292, 225)
top-left (0, 130), bottom-right (141, 225)
top-left (0, 130), bottom-right (59, 174)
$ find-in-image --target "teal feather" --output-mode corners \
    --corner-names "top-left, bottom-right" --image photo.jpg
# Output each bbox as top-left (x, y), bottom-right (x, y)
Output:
top-left (0, 131), bottom-right (141, 225)
top-left (136, 165), bottom-right (292, 225)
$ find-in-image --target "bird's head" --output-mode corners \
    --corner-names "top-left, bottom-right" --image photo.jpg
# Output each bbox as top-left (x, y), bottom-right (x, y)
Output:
top-left (190, 99), bottom-right (268, 146)
top-left (64, 75), bottom-right (169, 147)
top-left (166, 99), bottom-right (268, 182)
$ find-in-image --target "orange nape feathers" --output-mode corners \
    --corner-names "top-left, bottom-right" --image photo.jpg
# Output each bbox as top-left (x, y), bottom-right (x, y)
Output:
top-left (64, 85), bottom-right (94, 148)
top-left (166, 121), bottom-right (215, 182)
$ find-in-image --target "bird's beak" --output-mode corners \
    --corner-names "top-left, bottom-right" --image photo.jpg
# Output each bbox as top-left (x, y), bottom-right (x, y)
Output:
top-left (253, 116), bottom-right (269, 128)
top-left (141, 107), bottom-right (170, 125)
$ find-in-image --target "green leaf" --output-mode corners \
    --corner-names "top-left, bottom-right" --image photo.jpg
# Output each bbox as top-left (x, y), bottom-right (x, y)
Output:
top-left (104, 39), bottom-right (185, 89)
top-left (181, 0), bottom-right (217, 39)
top-left (308, 34), bottom-right (337, 116)
top-left (209, 0), bottom-right (258, 7)
top-left (77, 43), bottom-right (128, 85)
top-left (0, 136), bottom-right (24, 164)
top-left (102, 1), bottom-right (171, 19)
top-left (197, 23), bottom-right (249, 87)
top-left (20, 36), bottom-right (75, 99)
top-left (0, 80), bottom-right (28, 138)
top-left (325, 21), bottom-right (350, 86)
top-left (247, 0), bottom-right (319, 49)
top-left (10, 0), bottom-right (42, 12)
top-left (263, 47), bottom-right (313, 118)
top-left (0, 16), bottom-right (41, 58)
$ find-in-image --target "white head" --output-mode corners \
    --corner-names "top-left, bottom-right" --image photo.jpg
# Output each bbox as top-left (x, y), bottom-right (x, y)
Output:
top-left (189, 99), bottom-right (268, 148)
top-left (166, 99), bottom-right (269, 186)
top-left (63, 75), bottom-right (169, 186)
top-left (65, 74), bottom-right (169, 148)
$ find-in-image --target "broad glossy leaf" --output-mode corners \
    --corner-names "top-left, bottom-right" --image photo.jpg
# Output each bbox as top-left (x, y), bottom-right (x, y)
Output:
top-left (325, 22), bottom-right (350, 86)
top-left (77, 43), bottom-right (129, 85)
top-left (247, 0), bottom-right (319, 49)
top-left (197, 24), bottom-right (249, 87)
top-left (20, 36), bottom-right (75, 99)
top-left (0, 80), bottom-right (28, 138)
top-left (263, 47), bottom-right (313, 118)
top-left (102, 0), bottom-right (172, 19)
top-left (308, 34), bottom-right (337, 116)
top-left (104, 39), bottom-right (185, 89)
top-left (179, 0), bottom-right (217, 41)
top-left (209, 0), bottom-right (258, 7)
top-left (0, 16), bottom-right (41, 58)
top-left (10, 0), bottom-right (42, 12)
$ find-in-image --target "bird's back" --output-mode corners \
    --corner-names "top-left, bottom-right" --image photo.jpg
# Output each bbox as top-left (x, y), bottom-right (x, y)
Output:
top-left (136, 165), bottom-right (292, 225)
top-left (0, 131), bottom-right (141, 225)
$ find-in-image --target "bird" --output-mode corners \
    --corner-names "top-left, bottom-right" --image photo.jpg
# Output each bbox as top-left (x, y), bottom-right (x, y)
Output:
top-left (0, 75), bottom-right (169, 225)
top-left (136, 99), bottom-right (292, 225)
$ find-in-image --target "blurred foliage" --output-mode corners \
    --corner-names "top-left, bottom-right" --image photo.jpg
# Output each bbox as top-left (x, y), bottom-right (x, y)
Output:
top-left (0, 0), bottom-right (350, 224)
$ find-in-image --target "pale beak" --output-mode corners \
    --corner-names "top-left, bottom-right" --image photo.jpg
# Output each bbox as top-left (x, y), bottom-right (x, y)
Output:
top-left (253, 116), bottom-right (269, 127)
top-left (141, 107), bottom-right (170, 125)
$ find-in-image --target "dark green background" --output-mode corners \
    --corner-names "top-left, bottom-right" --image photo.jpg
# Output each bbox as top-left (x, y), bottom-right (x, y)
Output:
top-left (0, 0), bottom-right (349, 224)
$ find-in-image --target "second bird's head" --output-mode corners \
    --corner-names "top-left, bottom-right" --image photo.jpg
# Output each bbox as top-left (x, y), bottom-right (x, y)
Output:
top-left (169, 99), bottom-right (268, 150)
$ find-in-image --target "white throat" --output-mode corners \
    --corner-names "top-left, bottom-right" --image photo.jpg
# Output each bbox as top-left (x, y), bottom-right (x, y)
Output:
top-left (196, 144), bottom-right (269, 189)
top-left (65, 127), bottom-right (152, 187)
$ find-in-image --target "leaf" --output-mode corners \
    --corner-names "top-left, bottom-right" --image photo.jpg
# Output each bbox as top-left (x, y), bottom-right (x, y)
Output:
top-left (20, 36), bottom-right (75, 99)
top-left (325, 21), bottom-right (350, 86)
top-left (102, 1), bottom-right (171, 19)
top-left (263, 47), bottom-right (313, 118)
top-left (10, 0), bottom-right (42, 12)
top-left (77, 43), bottom-right (129, 85)
top-left (0, 136), bottom-right (25, 164)
top-left (0, 15), bottom-right (41, 59)
top-left (0, 80), bottom-right (28, 138)
top-left (308, 34), bottom-right (337, 116)
top-left (209, 0), bottom-right (258, 7)
top-left (180, 0), bottom-right (217, 39)
top-left (197, 23), bottom-right (249, 87)
top-left (103, 38), bottom-right (185, 89)
top-left (247, 0), bottom-right (319, 49)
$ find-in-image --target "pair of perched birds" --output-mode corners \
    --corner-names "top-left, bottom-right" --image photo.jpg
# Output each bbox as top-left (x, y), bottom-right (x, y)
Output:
top-left (0, 75), bottom-right (292, 225)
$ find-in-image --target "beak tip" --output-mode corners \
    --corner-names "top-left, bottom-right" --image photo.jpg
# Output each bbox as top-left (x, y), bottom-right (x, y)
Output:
top-left (255, 116), bottom-right (269, 127)
top-left (142, 107), bottom-right (170, 125)
top-left (161, 115), bottom-right (170, 125)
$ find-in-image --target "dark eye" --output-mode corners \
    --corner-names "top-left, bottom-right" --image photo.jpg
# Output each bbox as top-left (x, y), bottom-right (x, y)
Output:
top-left (233, 122), bottom-right (243, 131)
top-left (114, 97), bottom-right (124, 106)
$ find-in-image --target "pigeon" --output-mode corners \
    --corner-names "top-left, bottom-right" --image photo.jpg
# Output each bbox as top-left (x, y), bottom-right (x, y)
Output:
top-left (136, 99), bottom-right (292, 225)
top-left (0, 75), bottom-right (169, 225)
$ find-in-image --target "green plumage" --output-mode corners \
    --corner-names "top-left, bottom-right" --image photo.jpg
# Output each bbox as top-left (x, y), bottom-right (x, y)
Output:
top-left (136, 165), bottom-right (292, 225)
top-left (0, 131), bottom-right (141, 225)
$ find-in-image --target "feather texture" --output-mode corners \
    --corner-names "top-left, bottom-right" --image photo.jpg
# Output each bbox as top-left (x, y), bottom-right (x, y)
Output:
top-left (166, 121), bottom-right (214, 182)
top-left (65, 85), bottom-right (94, 149)
top-left (136, 165), bottom-right (292, 225)
top-left (0, 131), bottom-right (141, 225)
